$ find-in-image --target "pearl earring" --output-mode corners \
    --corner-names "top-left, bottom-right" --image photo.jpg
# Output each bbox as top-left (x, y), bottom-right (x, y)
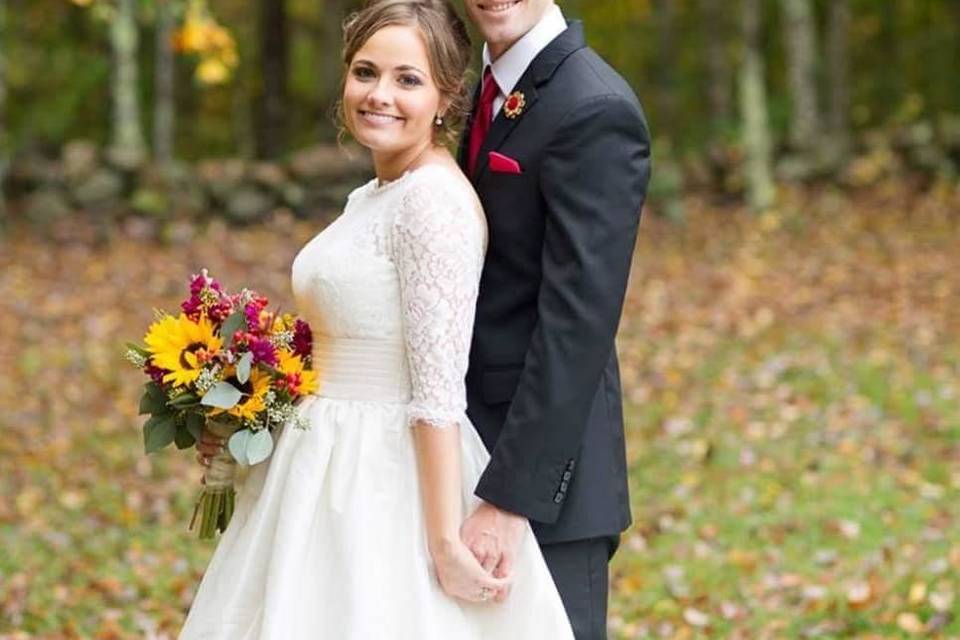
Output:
top-left (435, 115), bottom-right (444, 126)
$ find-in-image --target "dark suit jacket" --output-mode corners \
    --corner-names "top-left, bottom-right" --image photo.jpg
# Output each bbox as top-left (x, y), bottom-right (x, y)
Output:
top-left (458, 22), bottom-right (652, 545)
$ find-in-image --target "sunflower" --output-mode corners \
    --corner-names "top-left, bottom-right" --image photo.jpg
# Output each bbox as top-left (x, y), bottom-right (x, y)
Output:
top-left (144, 312), bottom-right (222, 388)
top-left (207, 366), bottom-right (272, 421)
top-left (276, 349), bottom-right (319, 396)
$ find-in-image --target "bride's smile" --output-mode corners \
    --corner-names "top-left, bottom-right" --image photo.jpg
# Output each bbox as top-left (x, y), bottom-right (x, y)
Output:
top-left (356, 109), bottom-right (406, 126)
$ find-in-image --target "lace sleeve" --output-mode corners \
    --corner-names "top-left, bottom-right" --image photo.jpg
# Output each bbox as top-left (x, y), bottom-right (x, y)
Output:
top-left (390, 172), bottom-right (485, 430)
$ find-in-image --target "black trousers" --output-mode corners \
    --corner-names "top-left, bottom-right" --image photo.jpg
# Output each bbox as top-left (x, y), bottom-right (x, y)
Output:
top-left (539, 535), bottom-right (620, 640)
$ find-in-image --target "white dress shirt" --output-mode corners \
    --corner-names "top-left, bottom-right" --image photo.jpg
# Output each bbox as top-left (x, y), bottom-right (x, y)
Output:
top-left (481, 4), bottom-right (568, 122)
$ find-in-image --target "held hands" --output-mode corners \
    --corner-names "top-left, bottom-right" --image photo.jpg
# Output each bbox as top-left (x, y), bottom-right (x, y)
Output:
top-left (459, 500), bottom-right (528, 603)
top-left (430, 535), bottom-right (511, 604)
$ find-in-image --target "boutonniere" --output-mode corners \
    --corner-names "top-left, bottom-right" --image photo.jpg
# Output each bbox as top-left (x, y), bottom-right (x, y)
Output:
top-left (503, 91), bottom-right (526, 120)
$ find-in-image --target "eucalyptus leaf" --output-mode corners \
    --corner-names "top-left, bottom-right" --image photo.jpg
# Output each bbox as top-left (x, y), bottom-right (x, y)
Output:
top-left (236, 352), bottom-right (253, 385)
top-left (221, 310), bottom-right (247, 349)
top-left (144, 414), bottom-right (177, 454)
top-left (246, 429), bottom-right (274, 465)
top-left (201, 382), bottom-right (243, 409)
top-left (228, 428), bottom-right (253, 465)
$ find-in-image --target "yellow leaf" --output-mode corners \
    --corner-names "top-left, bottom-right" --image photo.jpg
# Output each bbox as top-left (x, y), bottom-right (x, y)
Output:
top-left (846, 581), bottom-right (873, 610)
top-left (197, 59), bottom-right (230, 85)
top-left (896, 612), bottom-right (924, 634)
top-left (908, 582), bottom-right (927, 605)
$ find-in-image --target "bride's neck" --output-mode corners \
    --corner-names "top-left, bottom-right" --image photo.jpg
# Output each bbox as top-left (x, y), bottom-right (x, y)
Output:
top-left (372, 140), bottom-right (436, 184)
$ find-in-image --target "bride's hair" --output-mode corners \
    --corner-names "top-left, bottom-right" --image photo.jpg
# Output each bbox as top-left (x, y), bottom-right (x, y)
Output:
top-left (333, 0), bottom-right (474, 146)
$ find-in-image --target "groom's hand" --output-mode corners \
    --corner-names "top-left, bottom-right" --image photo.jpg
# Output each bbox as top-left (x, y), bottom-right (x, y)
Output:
top-left (460, 500), bottom-right (527, 602)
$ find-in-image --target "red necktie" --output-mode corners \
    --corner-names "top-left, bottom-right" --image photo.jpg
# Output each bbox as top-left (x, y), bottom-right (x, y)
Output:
top-left (468, 67), bottom-right (499, 177)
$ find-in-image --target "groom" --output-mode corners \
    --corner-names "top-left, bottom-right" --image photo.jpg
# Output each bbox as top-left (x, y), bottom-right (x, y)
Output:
top-left (457, 0), bottom-right (651, 637)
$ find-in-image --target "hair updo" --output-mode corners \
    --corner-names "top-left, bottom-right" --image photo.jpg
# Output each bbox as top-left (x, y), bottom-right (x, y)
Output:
top-left (333, 0), bottom-right (474, 147)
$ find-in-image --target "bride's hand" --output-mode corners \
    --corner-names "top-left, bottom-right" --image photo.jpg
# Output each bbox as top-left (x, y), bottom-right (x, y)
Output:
top-left (195, 426), bottom-right (226, 483)
top-left (430, 537), bottom-right (511, 604)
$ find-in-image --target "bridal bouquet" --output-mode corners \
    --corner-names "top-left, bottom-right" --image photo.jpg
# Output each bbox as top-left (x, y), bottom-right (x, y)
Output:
top-left (125, 269), bottom-right (319, 539)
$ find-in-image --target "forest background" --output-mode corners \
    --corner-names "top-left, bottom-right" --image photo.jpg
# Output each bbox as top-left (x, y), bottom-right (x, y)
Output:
top-left (1, 0), bottom-right (959, 638)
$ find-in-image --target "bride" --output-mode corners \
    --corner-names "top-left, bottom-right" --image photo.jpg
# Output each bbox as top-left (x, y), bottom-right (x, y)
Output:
top-left (179, 1), bottom-right (574, 638)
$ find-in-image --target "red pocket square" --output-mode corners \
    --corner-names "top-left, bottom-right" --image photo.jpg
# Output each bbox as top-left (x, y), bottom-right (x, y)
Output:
top-left (488, 151), bottom-right (522, 174)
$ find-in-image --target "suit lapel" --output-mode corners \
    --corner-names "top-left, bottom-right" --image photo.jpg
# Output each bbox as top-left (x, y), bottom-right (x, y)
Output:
top-left (470, 22), bottom-right (587, 184)
top-left (473, 80), bottom-right (540, 181)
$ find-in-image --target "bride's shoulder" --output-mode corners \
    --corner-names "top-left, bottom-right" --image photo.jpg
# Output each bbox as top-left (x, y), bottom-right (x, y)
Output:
top-left (399, 164), bottom-right (485, 225)
top-left (391, 164), bottom-right (486, 249)
top-left (347, 177), bottom-right (379, 202)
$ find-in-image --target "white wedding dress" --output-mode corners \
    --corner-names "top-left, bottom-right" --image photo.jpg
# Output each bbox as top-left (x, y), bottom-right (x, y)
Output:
top-left (179, 164), bottom-right (574, 639)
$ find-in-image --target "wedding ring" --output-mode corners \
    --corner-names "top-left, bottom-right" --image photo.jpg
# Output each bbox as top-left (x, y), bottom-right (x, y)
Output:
top-left (478, 587), bottom-right (493, 601)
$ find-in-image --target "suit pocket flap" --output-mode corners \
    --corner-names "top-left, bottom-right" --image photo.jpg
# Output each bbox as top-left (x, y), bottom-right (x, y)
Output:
top-left (481, 367), bottom-right (524, 405)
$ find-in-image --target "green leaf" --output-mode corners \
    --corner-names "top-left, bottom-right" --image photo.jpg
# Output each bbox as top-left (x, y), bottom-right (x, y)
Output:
top-left (201, 382), bottom-right (242, 409)
top-left (174, 423), bottom-right (196, 449)
top-left (246, 429), bottom-right (274, 465)
top-left (143, 414), bottom-right (177, 454)
top-left (228, 428), bottom-right (252, 465)
top-left (169, 392), bottom-right (200, 408)
top-left (185, 412), bottom-right (205, 441)
top-left (221, 310), bottom-right (247, 349)
top-left (236, 352), bottom-right (253, 385)
top-left (139, 382), bottom-right (169, 415)
top-left (126, 342), bottom-right (151, 358)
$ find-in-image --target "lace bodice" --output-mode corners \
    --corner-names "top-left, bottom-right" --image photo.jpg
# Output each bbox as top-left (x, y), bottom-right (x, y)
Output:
top-left (290, 164), bottom-right (486, 429)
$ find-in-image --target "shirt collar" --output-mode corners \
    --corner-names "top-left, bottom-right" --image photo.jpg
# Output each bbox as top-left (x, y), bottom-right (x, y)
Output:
top-left (481, 4), bottom-right (567, 95)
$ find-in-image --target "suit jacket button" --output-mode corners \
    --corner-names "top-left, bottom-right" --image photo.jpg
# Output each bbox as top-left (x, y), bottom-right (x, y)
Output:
top-left (562, 470), bottom-right (572, 481)
top-left (553, 492), bottom-right (563, 503)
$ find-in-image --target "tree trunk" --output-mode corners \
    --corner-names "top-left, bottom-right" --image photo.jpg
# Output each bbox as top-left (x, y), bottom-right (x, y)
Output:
top-left (780, 0), bottom-right (821, 152)
top-left (876, 0), bottom-right (899, 123)
top-left (739, 0), bottom-right (775, 212)
top-left (0, 0), bottom-right (7, 225)
top-left (318, 0), bottom-right (348, 139)
top-left (654, 0), bottom-right (677, 121)
top-left (825, 0), bottom-right (851, 165)
top-left (700, 0), bottom-right (731, 132)
top-left (154, 0), bottom-right (176, 166)
top-left (109, 0), bottom-right (147, 169)
top-left (257, 0), bottom-right (289, 159)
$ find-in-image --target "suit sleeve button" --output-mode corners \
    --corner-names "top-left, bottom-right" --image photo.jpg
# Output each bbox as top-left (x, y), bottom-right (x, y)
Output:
top-left (562, 471), bottom-right (572, 481)
top-left (553, 492), bottom-right (563, 503)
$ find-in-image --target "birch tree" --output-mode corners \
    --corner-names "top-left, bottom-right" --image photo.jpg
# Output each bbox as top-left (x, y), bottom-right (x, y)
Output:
top-left (108, 0), bottom-right (147, 168)
top-left (781, 0), bottom-right (822, 153)
top-left (739, 0), bottom-right (775, 212)
top-left (154, 0), bottom-right (177, 166)
top-left (825, 0), bottom-right (851, 165)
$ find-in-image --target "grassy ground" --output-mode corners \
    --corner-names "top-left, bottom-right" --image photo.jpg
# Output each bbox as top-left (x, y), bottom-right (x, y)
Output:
top-left (1, 180), bottom-right (958, 638)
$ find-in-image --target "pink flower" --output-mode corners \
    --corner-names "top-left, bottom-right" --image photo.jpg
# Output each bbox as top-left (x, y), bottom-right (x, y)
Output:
top-left (145, 360), bottom-right (168, 386)
top-left (181, 269), bottom-right (233, 322)
top-left (189, 269), bottom-right (223, 296)
top-left (249, 338), bottom-right (278, 366)
top-left (292, 319), bottom-right (312, 359)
